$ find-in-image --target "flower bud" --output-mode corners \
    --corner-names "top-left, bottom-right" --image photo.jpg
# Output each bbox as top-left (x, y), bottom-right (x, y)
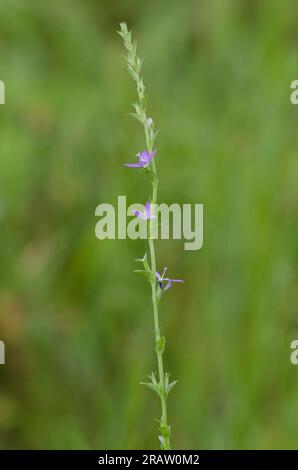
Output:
top-left (147, 117), bottom-right (154, 129)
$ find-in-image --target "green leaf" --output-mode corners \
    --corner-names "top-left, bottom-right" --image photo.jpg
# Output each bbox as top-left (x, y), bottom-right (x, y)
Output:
top-left (132, 102), bottom-right (141, 114)
top-left (128, 112), bottom-right (144, 124)
top-left (140, 373), bottom-right (162, 398)
top-left (164, 373), bottom-right (178, 397)
top-left (155, 336), bottom-right (166, 355)
top-left (127, 65), bottom-right (138, 81)
top-left (135, 252), bottom-right (152, 276)
top-left (140, 382), bottom-right (161, 397)
top-left (159, 424), bottom-right (171, 438)
top-left (149, 372), bottom-right (158, 386)
top-left (132, 41), bottom-right (137, 56)
top-left (158, 436), bottom-right (166, 449)
top-left (135, 57), bottom-right (143, 74)
top-left (135, 253), bottom-right (147, 263)
top-left (167, 380), bottom-right (178, 395)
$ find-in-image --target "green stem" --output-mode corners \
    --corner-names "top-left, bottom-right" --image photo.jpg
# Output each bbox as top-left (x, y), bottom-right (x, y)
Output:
top-left (144, 124), bottom-right (171, 450)
top-left (119, 22), bottom-right (173, 450)
top-left (149, 237), bottom-right (170, 449)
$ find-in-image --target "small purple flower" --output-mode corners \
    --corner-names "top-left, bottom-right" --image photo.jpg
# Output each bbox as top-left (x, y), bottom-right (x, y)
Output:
top-left (134, 201), bottom-right (157, 220)
top-left (155, 268), bottom-right (184, 291)
top-left (124, 149), bottom-right (156, 168)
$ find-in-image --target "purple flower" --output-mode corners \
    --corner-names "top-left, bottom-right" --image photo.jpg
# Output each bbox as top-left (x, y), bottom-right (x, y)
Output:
top-left (124, 149), bottom-right (156, 168)
top-left (134, 201), bottom-right (157, 220)
top-left (155, 268), bottom-right (184, 291)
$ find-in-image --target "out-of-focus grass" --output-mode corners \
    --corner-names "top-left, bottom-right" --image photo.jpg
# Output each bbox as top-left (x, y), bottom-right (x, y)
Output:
top-left (0, 0), bottom-right (298, 449)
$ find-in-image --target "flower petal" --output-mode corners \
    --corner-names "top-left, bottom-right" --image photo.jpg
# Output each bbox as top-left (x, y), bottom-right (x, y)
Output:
top-left (139, 149), bottom-right (157, 164)
top-left (145, 201), bottom-right (151, 218)
top-left (134, 210), bottom-right (146, 220)
top-left (124, 163), bottom-right (142, 167)
top-left (164, 280), bottom-right (172, 291)
top-left (139, 151), bottom-right (151, 163)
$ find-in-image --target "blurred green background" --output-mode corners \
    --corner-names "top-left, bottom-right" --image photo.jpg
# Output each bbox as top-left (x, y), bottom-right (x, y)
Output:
top-left (1, 0), bottom-right (298, 450)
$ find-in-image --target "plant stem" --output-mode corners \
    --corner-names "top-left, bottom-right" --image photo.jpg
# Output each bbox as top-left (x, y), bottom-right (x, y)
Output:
top-left (144, 125), bottom-right (171, 450)
top-left (149, 237), bottom-right (170, 449)
top-left (118, 22), bottom-right (173, 450)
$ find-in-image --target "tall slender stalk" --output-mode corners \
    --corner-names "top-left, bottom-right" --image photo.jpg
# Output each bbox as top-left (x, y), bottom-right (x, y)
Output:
top-left (146, 136), bottom-right (170, 450)
top-left (118, 22), bottom-right (179, 450)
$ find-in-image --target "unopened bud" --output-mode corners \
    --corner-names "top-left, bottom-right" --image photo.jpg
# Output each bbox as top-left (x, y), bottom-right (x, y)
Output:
top-left (147, 117), bottom-right (154, 129)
